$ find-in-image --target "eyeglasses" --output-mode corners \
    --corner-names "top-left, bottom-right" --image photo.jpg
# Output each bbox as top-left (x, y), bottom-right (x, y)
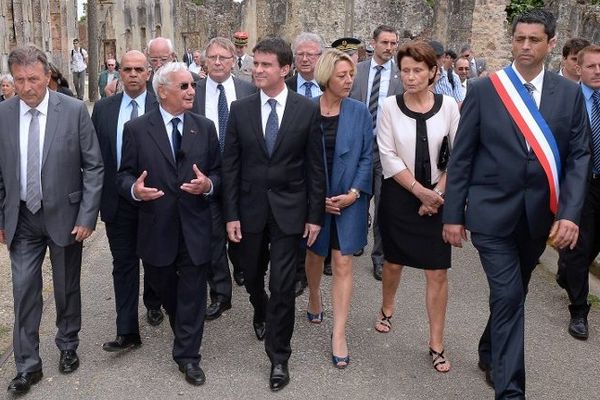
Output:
top-left (175, 81), bottom-right (197, 90)
top-left (295, 52), bottom-right (321, 59)
top-left (122, 66), bottom-right (146, 73)
top-left (206, 55), bottom-right (234, 62)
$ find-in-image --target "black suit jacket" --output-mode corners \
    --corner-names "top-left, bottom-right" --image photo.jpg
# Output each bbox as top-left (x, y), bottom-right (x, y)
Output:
top-left (443, 71), bottom-right (591, 239)
top-left (192, 77), bottom-right (257, 116)
top-left (92, 91), bottom-right (158, 223)
top-left (285, 74), bottom-right (298, 93)
top-left (222, 90), bottom-right (325, 235)
top-left (117, 109), bottom-right (221, 266)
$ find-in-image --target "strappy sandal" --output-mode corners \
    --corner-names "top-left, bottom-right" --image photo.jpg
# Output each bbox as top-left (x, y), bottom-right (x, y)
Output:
top-left (374, 308), bottom-right (392, 333)
top-left (429, 347), bottom-right (450, 373)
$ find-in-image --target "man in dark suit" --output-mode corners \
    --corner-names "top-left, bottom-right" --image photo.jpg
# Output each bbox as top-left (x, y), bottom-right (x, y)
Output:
top-left (0, 46), bottom-right (103, 395)
top-left (349, 25), bottom-right (403, 280)
top-left (147, 38), bottom-right (202, 95)
top-left (222, 37), bottom-right (325, 392)
top-left (285, 32), bottom-right (324, 296)
top-left (443, 10), bottom-right (590, 399)
top-left (191, 37), bottom-right (257, 320)
top-left (117, 62), bottom-right (220, 386)
top-left (92, 50), bottom-right (164, 352)
top-left (459, 44), bottom-right (487, 78)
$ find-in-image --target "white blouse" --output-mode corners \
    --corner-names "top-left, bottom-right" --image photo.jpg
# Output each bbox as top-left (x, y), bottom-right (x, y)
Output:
top-left (377, 94), bottom-right (460, 183)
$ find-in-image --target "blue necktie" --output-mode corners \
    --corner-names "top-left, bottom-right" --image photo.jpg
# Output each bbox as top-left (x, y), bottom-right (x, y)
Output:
top-left (303, 82), bottom-right (313, 98)
top-left (369, 65), bottom-right (384, 129)
top-left (590, 91), bottom-right (600, 173)
top-left (265, 99), bottom-right (279, 156)
top-left (130, 99), bottom-right (138, 120)
top-left (171, 117), bottom-right (181, 159)
top-left (217, 84), bottom-right (228, 153)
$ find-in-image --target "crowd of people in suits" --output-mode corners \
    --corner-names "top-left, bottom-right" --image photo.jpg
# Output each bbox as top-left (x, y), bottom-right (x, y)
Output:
top-left (0, 7), bottom-right (598, 400)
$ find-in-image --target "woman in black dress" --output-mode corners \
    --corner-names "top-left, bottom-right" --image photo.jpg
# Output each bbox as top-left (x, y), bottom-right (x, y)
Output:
top-left (374, 41), bottom-right (459, 373)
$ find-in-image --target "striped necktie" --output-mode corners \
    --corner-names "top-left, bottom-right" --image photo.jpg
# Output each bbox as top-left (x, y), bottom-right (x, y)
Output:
top-left (590, 91), bottom-right (600, 173)
top-left (26, 109), bottom-right (42, 213)
top-left (369, 65), bottom-right (384, 130)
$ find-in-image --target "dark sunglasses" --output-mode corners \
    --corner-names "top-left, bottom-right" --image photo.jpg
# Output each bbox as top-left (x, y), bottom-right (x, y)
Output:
top-left (177, 81), bottom-right (197, 90)
top-left (122, 66), bottom-right (146, 73)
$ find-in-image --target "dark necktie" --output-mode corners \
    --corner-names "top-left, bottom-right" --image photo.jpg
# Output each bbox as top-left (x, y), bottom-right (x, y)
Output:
top-left (26, 109), bottom-right (42, 213)
top-left (303, 82), bottom-right (313, 98)
top-left (171, 117), bottom-right (182, 159)
top-left (130, 99), bottom-right (138, 120)
top-left (217, 84), bottom-right (229, 153)
top-left (524, 82), bottom-right (536, 106)
top-left (238, 57), bottom-right (242, 69)
top-left (369, 65), bottom-right (384, 129)
top-left (265, 99), bottom-right (279, 156)
top-left (590, 91), bottom-right (600, 173)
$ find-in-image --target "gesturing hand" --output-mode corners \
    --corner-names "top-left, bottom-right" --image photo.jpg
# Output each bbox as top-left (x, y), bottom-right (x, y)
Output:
top-left (180, 164), bottom-right (212, 195)
top-left (133, 170), bottom-right (164, 201)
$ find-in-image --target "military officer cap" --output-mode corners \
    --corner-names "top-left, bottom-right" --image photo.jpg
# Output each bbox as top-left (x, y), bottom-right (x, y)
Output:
top-left (331, 37), bottom-right (361, 54)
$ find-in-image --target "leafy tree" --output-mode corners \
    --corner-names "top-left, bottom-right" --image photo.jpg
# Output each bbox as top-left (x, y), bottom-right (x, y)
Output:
top-left (506, 0), bottom-right (545, 23)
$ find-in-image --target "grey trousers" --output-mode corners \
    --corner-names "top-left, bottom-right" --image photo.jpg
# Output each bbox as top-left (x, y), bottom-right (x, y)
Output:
top-left (72, 70), bottom-right (86, 100)
top-left (10, 204), bottom-right (82, 373)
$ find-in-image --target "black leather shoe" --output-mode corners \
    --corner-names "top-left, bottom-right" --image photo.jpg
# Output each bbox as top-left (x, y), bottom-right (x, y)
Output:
top-left (178, 362), bottom-right (206, 386)
top-left (568, 316), bottom-right (589, 340)
top-left (269, 363), bottom-right (290, 392)
top-left (59, 350), bottom-right (79, 374)
top-left (478, 361), bottom-right (494, 388)
top-left (102, 334), bottom-right (142, 352)
top-left (233, 271), bottom-right (245, 286)
top-left (323, 262), bottom-right (332, 276)
top-left (146, 308), bottom-right (164, 326)
top-left (205, 301), bottom-right (232, 321)
top-left (7, 370), bottom-right (43, 394)
top-left (373, 264), bottom-right (383, 281)
top-left (253, 321), bottom-right (266, 341)
top-left (294, 280), bottom-right (307, 297)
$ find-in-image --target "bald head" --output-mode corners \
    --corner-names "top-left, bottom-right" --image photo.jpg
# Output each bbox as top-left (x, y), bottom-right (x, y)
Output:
top-left (455, 57), bottom-right (470, 82)
top-left (147, 37), bottom-right (175, 70)
top-left (120, 50), bottom-right (150, 98)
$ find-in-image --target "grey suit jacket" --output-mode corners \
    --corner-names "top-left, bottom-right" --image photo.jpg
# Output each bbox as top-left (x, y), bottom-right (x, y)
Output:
top-left (349, 59), bottom-right (403, 102)
top-left (0, 91), bottom-right (104, 247)
top-left (192, 76), bottom-right (257, 116)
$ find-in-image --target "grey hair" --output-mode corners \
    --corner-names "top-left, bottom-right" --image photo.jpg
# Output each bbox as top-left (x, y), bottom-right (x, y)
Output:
top-left (8, 45), bottom-right (50, 74)
top-left (152, 62), bottom-right (190, 99)
top-left (205, 37), bottom-right (236, 57)
top-left (147, 37), bottom-right (174, 54)
top-left (292, 32), bottom-right (324, 53)
top-left (0, 74), bottom-right (14, 85)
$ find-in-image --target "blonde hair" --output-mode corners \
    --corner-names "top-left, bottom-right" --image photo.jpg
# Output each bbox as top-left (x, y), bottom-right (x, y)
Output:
top-left (314, 49), bottom-right (355, 90)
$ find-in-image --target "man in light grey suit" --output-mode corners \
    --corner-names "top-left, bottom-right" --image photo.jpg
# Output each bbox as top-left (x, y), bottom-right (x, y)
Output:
top-left (349, 25), bottom-right (403, 280)
top-left (192, 37), bottom-right (257, 321)
top-left (0, 46), bottom-right (103, 395)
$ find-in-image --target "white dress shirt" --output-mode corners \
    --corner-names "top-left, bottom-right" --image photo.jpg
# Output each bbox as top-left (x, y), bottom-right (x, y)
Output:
top-left (260, 86), bottom-right (288, 136)
top-left (205, 75), bottom-right (236, 137)
top-left (19, 90), bottom-right (50, 201)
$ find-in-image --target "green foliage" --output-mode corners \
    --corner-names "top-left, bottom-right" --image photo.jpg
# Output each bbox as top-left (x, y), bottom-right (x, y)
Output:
top-left (425, 0), bottom-right (436, 7)
top-left (191, 0), bottom-right (204, 5)
top-left (506, 0), bottom-right (545, 23)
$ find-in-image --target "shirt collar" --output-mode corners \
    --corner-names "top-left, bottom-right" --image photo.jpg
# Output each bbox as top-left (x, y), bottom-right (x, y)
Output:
top-left (370, 58), bottom-right (392, 71)
top-left (122, 90), bottom-right (147, 107)
top-left (297, 74), bottom-right (318, 89)
top-left (511, 62), bottom-right (545, 91)
top-left (260, 85), bottom-right (288, 108)
top-left (159, 105), bottom-right (185, 127)
top-left (581, 83), bottom-right (597, 102)
top-left (207, 75), bottom-right (233, 92)
top-left (20, 89), bottom-right (50, 117)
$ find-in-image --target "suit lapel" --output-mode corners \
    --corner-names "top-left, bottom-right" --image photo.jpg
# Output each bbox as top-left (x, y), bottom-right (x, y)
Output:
top-left (539, 72), bottom-right (557, 123)
top-left (250, 94), bottom-right (269, 156)
top-left (195, 80), bottom-right (207, 115)
top-left (42, 91), bottom-right (61, 167)
top-left (145, 91), bottom-right (158, 112)
top-left (273, 92), bottom-right (300, 156)
top-left (107, 93), bottom-right (123, 164)
top-left (181, 112), bottom-right (201, 162)
top-left (147, 110), bottom-right (176, 169)
top-left (6, 99), bottom-right (21, 182)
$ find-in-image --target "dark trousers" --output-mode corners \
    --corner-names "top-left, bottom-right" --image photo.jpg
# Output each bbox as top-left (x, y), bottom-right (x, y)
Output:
top-left (208, 199), bottom-right (232, 303)
top-left (143, 239), bottom-right (208, 366)
top-left (557, 179), bottom-right (600, 318)
top-left (11, 203), bottom-right (82, 373)
top-left (370, 139), bottom-right (384, 267)
top-left (241, 212), bottom-right (299, 365)
top-left (472, 217), bottom-right (546, 400)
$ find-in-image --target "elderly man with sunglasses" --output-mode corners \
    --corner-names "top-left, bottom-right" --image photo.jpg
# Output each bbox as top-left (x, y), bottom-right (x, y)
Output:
top-left (117, 62), bottom-right (221, 386)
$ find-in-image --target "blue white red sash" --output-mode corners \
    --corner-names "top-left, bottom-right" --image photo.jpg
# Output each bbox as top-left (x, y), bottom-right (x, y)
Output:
top-left (489, 67), bottom-right (561, 214)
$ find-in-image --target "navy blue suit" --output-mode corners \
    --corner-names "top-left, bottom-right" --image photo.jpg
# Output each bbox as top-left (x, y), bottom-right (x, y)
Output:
top-left (444, 70), bottom-right (590, 399)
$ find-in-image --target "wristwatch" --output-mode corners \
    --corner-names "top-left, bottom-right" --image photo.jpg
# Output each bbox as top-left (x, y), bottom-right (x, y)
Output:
top-left (433, 187), bottom-right (444, 198)
top-left (349, 188), bottom-right (360, 199)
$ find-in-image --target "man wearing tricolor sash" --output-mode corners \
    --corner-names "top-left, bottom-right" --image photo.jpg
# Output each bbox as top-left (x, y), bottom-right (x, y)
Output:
top-left (442, 9), bottom-right (590, 400)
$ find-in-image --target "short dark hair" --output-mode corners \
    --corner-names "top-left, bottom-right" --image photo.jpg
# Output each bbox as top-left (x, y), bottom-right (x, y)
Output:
top-left (397, 41), bottom-right (438, 86)
top-left (8, 45), bottom-right (50, 75)
top-left (511, 9), bottom-right (556, 40)
top-left (253, 37), bottom-right (293, 67)
top-left (373, 25), bottom-right (398, 41)
top-left (562, 37), bottom-right (591, 58)
top-left (444, 50), bottom-right (457, 60)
